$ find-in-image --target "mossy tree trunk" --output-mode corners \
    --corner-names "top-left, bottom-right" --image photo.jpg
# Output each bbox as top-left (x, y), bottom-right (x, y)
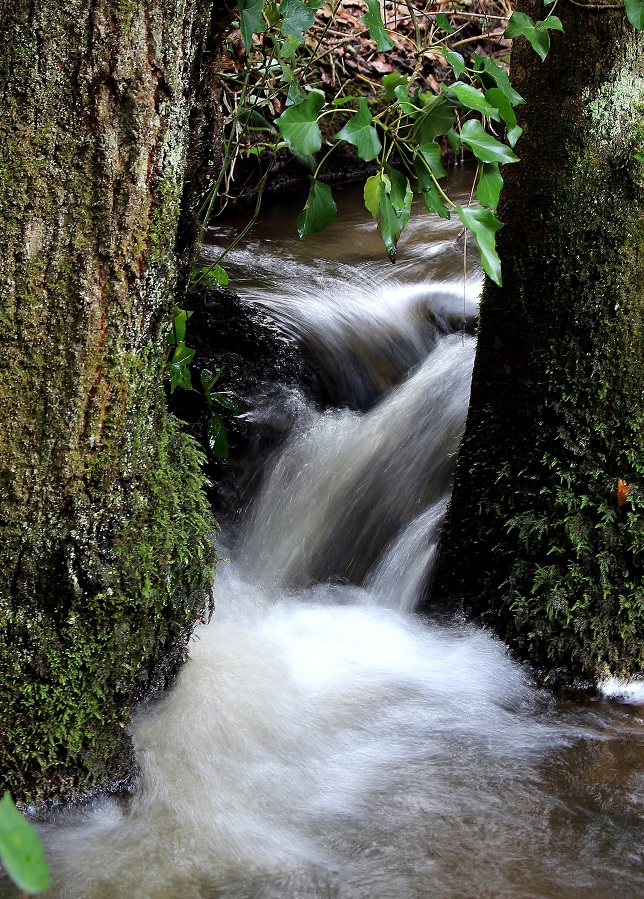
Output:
top-left (0, 0), bottom-right (228, 803)
top-left (432, 4), bottom-right (644, 686)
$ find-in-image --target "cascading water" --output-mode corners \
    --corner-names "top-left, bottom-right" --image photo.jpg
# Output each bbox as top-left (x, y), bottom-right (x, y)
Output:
top-left (9, 176), bottom-right (644, 899)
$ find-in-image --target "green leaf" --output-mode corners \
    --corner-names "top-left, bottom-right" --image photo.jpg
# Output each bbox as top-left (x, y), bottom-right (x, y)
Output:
top-left (335, 97), bottom-right (382, 162)
top-left (275, 89), bottom-right (325, 155)
top-left (634, 151), bottom-right (644, 162)
top-left (446, 127), bottom-right (461, 153)
top-left (386, 164), bottom-right (413, 223)
top-left (191, 264), bottom-right (229, 288)
top-left (394, 84), bottom-right (420, 118)
top-left (211, 391), bottom-right (247, 413)
top-left (504, 12), bottom-right (536, 38)
top-left (456, 205), bottom-right (504, 286)
top-left (484, 87), bottom-right (522, 148)
top-left (543, 15), bottom-right (564, 31)
top-left (436, 12), bottom-right (455, 34)
top-left (0, 793), bottom-right (50, 895)
top-left (286, 81), bottom-right (307, 105)
top-left (360, 0), bottom-right (394, 51)
top-left (264, 0), bottom-right (280, 26)
top-left (167, 343), bottom-right (195, 392)
top-left (280, 0), bottom-right (315, 41)
top-left (477, 56), bottom-right (524, 107)
top-left (200, 367), bottom-right (223, 407)
top-left (412, 94), bottom-right (456, 143)
top-left (279, 33), bottom-right (303, 60)
top-left (484, 88), bottom-right (516, 128)
top-left (297, 177), bottom-right (337, 238)
top-left (505, 12), bottom-right (563, 61)
top-left (476, 162), bottom-right (503, 209)
top-left (206, 412), bottom-right (229, 460)
top-left (507, 124), bottom-right (523, 148)
top-left (415, 142), bottom-right (447, 180)
top-left (239, 0), bottom-right (266, 50)
top-left (415, 160), bottom-right (451, 219)
top-left (364, 172), bottom-right (383, 218)
top-left (364, 170), bottom-right (411, 262)
top-left (382, 72), bottom-right (407, 100)
top-left (169, 307), bottom-right (192, 345)
top-left (460, 119), bottom-right (519, 165)
top-left (447, 82), bottom-right (500, 119)
top-left (626, 0), bottom-right (644, 27)
top-left (442, 50), bottom-right (466, 78)
top-left (422, 183), bottom-right (451, 219)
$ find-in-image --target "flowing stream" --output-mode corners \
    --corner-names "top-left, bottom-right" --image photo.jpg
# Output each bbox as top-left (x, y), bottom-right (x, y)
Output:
top-left (16, 172), bottom-right (644, 898)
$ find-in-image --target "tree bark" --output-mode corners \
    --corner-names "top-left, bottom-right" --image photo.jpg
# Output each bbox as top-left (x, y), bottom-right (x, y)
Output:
top-left (432, 3), bottom-right (644, 686)
top-left (0, 0), bottom-right (226, 803)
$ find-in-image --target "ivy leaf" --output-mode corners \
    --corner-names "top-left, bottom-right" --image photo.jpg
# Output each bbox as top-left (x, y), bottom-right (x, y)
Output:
top-left (275, 89), bottom-right (325, 155)
top-left (386, 164), bottom-right (413, 224)
top-left (415, 158), bottom-right (451, 219)
top-left (394, 84), bottom-right (421, 118)
top-left (0, 792), bottom-right (50, 895)
top-left (360, 0), bottom-right (394, 51)
top-left (456, 205), bottom-right (504, 286)
top-left (364, 169), bottom-right (412, 262)
top-left (474, 55), bottom-right (524, 107)
top-left (436, 12), bottom-right (455, 33)
top-left (543, 15), bottom-right (564, 32)
top-left (382, 72), bottom-right (407, 100)
top-left (446, 127), bottom-right (461, 153)
top-left (413, 94), bottom-right (456, 143)
top-left (484, 88), bottom-right (523, 148)
top-left (442, 50), bottom-right (466, 78)
top-left (169, 307), bottom-right (192, 346)
top-left (415, 142), bottom-right (447, 180)
top-left (297, 177), bottom-right (337, 237)
top-left (191, 264), bottom-right (228, 288)
top-left (447, 82), bottom-right (500, 120)
top-left (201, 367), bottom-right (223, 407)
top-left (280, 0), bottom-right (315, 41)
top-left (279, 33), bottom-right (303, 60)
top-left (206, 412), bottom-right (229, 460)
top-left (363, 172), bottom-right (383, 218)
top-left (625, 0), bottom-right (644, 28)
top-left (167, 343), bottom-right (195, 392)
top-left (476, 162), bottom-right (503, 209)
top-left (484, 88), bottom-right (516, 129)
top-left (211, 391), bottom-right (246, 413)
top-left (505, 12), bottom-right (564, 62)
top-left (239, 0), bottom-right (266, 50)
top-left (460, 119), bottom-right (519, 165)
top-left (335, 97), bottom-right (382, 162)
top-left (507, 124), bottom-right (523, 148)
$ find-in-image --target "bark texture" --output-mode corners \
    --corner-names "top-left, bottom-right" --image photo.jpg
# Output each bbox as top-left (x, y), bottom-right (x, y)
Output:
top-left (432, 4), bottom-right (644, 685)
top-left (0, 0), bottom-right (223, 803)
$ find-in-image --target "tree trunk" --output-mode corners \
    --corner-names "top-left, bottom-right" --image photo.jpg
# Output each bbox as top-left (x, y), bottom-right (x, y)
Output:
top-left (432, 4), bottom-right (644, 686)
top-left (0, 0), bottom-right (227, 803)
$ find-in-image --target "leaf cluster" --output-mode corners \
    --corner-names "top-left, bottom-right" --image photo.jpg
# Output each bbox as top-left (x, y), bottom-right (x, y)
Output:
top-left (212, 0), bottom-right (643, 285)
top-left (165, 309), bottom-right (245, 461)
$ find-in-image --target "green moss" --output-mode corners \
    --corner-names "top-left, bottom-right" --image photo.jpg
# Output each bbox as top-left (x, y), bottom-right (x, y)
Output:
top-left (434, 26), bottom-right (644, 687)
top-left (0, 409), bottom-right (216, 805)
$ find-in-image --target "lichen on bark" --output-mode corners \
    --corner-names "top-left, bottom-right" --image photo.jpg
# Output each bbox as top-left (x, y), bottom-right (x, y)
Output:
top-left (0, 0), bottom-right (222, 803)
top-left (432, 5), bottom-right (644, 686)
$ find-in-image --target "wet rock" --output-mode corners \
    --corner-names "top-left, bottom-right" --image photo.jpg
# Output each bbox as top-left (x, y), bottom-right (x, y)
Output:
top-left (168, 286), bottom-right (321, 528)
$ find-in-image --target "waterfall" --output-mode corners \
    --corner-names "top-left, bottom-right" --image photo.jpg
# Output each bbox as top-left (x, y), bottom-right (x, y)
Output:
top-left (20, 184), bottom-right (644, 899)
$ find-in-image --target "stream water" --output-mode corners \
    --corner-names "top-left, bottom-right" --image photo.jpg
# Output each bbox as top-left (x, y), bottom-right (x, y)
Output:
top-left (16, 172), bottom-right (644, 898)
